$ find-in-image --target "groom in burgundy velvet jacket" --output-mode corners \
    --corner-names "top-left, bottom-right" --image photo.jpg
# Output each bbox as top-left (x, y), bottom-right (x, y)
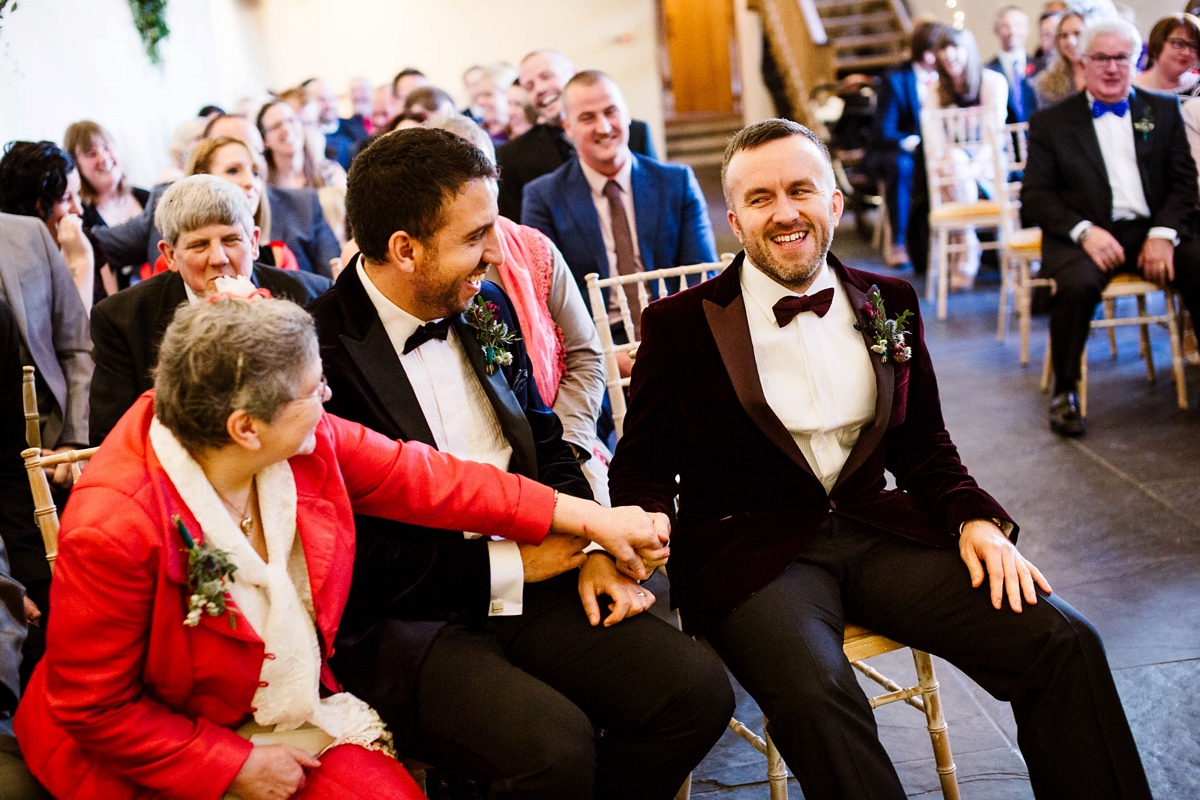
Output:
top-left (608, 119), bottom-right (1151, 800)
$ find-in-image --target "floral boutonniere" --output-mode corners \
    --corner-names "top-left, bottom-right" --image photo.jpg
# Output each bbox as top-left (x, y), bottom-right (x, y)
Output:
top-left (855, 288), bottom-right (913, 363)
top-left (464, 295), bottom-right (520, 375)
top-left (1133, 106), bottom-right (1155, 142)
top-left (174, 515), bottom-right (239, 628)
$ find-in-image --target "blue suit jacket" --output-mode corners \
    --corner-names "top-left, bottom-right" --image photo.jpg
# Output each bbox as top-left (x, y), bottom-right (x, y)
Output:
top-left (874, 65), bottom-right (922, 149)
top-left (521, 154), bottom-right (717, 301)
top-left (986, 56), bottom-right (1038, 123)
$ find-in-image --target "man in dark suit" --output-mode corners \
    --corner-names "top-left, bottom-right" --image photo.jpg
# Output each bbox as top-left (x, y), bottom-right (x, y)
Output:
top-left (986, 6), bottom-right (1039, 124)
top-left (88, 176), bottom-right (329, 445)
top-left (1022, 18), bottom-right (1200, 436)
top-left (313, 128), bottom-right (732, 800)
top-left (867, 20), bottom-right (943, 273)
top-left (496, 50), bottom-right (657, 221)
top-left (302, 77), bottom-right (369, 169)
top-left (610, 118), bottom-right (1152, 800)
top-left (522, 70), bottom-right (716, 328)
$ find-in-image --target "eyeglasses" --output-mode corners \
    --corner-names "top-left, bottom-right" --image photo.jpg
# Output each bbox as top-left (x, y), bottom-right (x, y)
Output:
top-left (292, 374), bottom-right (328, 404)
top-left (1167, 37), bottom-right (1200, 54)
top-left (1086, 53), bottom-right (1133, 67)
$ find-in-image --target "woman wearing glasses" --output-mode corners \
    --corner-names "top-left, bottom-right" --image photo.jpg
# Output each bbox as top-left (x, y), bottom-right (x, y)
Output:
top-left (1135, 13), bottom-right (1200, 95)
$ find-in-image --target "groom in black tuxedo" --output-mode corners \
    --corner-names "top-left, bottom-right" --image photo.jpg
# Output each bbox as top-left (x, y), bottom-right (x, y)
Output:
top-left (311, 128), bottom-right (732, 800)
top-left (1022, 17), bottom-right (1200, 436)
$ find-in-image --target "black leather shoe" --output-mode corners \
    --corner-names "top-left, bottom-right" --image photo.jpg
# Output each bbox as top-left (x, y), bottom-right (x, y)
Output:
top-left (1049, 391), bottom-right (1085, 437)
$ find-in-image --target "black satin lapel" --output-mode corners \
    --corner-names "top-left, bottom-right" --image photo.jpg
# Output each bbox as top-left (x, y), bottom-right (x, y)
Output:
top-left (834, 282), bottom-right (894, 492)
top-left (340, 321), bottom-right (437, 447)
top-left (702, 295), bottom-right (815, 477)
top-left (451, 317), bottom-right (538, 479)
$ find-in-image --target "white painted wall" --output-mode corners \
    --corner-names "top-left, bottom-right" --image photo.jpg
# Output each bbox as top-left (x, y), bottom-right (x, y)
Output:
top-left (906, 0), bottom-right (1182, 61)
top-left (251, 0), bottom-right (665, 154)
top-left (0, 0), bottom-right (267, 187)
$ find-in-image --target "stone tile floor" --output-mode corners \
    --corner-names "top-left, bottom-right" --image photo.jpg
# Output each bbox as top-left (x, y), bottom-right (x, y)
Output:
top-left (674, 213), bottom-right (1200, 798)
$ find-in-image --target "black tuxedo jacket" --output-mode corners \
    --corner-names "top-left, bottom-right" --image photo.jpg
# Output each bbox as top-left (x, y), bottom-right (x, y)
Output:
top-left (985, 56), bottom-right (1038, 123)
top-left (608, 253), bottom-right (1013, 634)
top-left (87, 265), bottom-right (325, 445)
top-left (1022, 89), bottom-right (1200, 271)
top-left (496, 119), bottom-right (657, 222)
top-left (310, 259), bottom-right (590, 742)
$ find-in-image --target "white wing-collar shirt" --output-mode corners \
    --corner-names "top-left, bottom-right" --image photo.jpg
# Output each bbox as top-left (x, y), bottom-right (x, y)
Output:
top-left (358, 262), bottom-right (525, 615)
top-left (741, 257), bottom-right (876, 493)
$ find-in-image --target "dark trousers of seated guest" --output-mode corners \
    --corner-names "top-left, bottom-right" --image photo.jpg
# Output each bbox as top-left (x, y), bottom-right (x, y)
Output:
top-left (1042, 219), bottom-right (1200, 395)
top-left (346, 571), bottom-right (733, 800)
top-left (880, 146), bottom-right (929, 274)
top-left (706, 514), bottom-right (1151, 800)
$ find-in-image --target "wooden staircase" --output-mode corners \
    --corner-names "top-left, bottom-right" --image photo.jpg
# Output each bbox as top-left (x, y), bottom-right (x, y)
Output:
top-left (815, 0), bottom-right (911, 74)
top-left (664, 114), bottom-right (745, 169)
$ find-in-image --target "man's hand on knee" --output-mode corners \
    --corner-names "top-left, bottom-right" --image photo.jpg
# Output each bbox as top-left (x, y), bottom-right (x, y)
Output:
top-left (1081, 226), bottom-right (1125, 272)
top-left (1139, 238), bottom-right (1175, 284)
top-left (520, 533), bottom-right (589, 582)
top-left (577, 552), bottom-right (656, 627)
top-left (959, 519), bottom-right (1052, 613)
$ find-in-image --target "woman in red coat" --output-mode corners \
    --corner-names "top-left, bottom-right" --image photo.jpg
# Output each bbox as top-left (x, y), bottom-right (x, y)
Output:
top-left (15, 290), bottom-right (665, 800)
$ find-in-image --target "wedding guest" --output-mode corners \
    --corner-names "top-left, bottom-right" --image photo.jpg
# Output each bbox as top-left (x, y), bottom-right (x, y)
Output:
top-left (925, 27), bottom-right (1009, 290)
top-left (0, 141), bottom-right (101, 311)
top-left (62, 121), bottom-right (148, 231)
top-left (18, 288), bottom-right (666, 800)
top-left (475, 63), bottom-right (520, 145)
top-left (1033, 8), bottom-right (1065, 73)
top-left (508, 78), bottom-right (536, 140)
top-left (349, 76), bottom-right (373, 125)
top-left (88, 176), bottom-right (329, 445)
top-left (1134, 14), bottom-right (1200, 95)
top-left (370, 84), bottom-right (398, 133)
top-left (987, 6), bottom-right (1039, 123)
top-left (157, 116), bottom-right (208, 184)
top-left (257, 100), bottom-right (345, 191)
top-left (391, 68), bottom-right (430, 110)
top-left (461, 64), bottom-right (486, 120)
top-left (1034, 11), bottom-right (1087, 106)
top-left (303, 77), bottom-right (369, 168)
top-left (401, 86), bottom-right (456, 123)
top-left (95, 116), bottom-right (341, 278)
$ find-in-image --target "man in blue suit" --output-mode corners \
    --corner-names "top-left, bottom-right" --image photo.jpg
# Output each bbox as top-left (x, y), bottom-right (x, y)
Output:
top-left (522, 70), bottom-right (716, 337)
top-left (867, 20), bottom-right (943, 274)
top-left (985, 6), bottom-right (1039, 124)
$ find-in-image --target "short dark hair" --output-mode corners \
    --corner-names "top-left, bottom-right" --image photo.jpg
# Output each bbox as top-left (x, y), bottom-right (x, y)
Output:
top-left (721, 119), bottom-right (830, 206)
top-left (911, 20), bottom-right (945, 62)
top-left (197, 104), bottom-right (226, 118)
top-left (1147, 13), bottom-right (1200, 64)
top-left (346, 127), bottom-right (498, 262)
top-left (0, 141), bottom-right (75, 221)
top-left (403, 86), bottom-right (455, 114)
top-left (392, 67), bottom-right (426, 97)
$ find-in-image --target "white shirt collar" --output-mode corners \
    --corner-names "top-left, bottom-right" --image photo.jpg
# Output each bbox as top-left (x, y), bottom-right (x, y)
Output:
top-left (580, 156), bottom-right (633, 199)
top-left (741, 256), bottom-right (837, 324)
top-left (357, 260), bottom-right (443, 348)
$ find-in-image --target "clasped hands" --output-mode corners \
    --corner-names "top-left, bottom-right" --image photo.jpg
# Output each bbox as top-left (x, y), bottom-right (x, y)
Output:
top-left (1082, 226), bottom-right (1174, 285)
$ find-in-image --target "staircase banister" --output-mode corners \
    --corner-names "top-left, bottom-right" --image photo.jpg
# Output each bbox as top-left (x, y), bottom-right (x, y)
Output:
top-left (888, 0), bottom-right (913, 34)
top-left (796, 0), bottom-right (828, 45)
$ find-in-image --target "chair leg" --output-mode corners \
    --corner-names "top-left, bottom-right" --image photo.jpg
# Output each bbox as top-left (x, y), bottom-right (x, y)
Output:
top-left (997, 255), bottom-right (1011, 342)
top-left (937, 229), bottom-right (951, 321)
top-left (1041, 337), bottom-right (1053, 392)
top-left (1019, 263), bottom-right (1033, 366)
top-left (764, 718), bottom-right (789, 800)
top-left (1166, 291), bottom-right (1189, 410)
top-left (674, 774), bottom-right (692, 800)
top-left (913, 651), bottom-right (960, 800)
top-left (1136, 295), bottom-right (1155, 383)
top-left (926, 229), bottom-right (938, 302)
top-left (1105, 298), bottom-right (1118, 357)
top-left (1080, 342), bottom-right (1089, 418)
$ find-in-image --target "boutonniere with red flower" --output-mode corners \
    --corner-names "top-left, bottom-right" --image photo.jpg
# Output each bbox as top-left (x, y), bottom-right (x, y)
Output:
top-left (855, 288), bottom-right (913, 363)
top-left (174, 515), bottom-right (239, 629)
top-left (464, 295), bottom-right (520, 375)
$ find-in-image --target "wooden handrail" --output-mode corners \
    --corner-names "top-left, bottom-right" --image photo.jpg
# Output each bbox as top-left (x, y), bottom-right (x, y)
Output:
top-left (797, 0), bottom-right (828, 45)
top-left (749, 0), bottom-right (835, 139)
top-left (888, 0), bottom-right (913, 35)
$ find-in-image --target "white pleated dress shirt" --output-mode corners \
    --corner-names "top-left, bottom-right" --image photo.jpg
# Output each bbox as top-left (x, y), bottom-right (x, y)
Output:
top-left (358, 263), bottom-right (525, 615)
top-left (1070, 93), bottom-right (1176, 245)
top-left (741, 258), bottom-right (876, 493)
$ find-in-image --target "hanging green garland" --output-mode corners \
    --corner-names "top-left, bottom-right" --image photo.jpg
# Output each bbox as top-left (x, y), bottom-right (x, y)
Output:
top-left (0, 0), bottom-right (15, 32)
top-left (129, 0), bottom-right (170, 64)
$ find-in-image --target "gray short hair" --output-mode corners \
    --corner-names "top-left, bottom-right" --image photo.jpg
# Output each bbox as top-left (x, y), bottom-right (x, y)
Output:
top-left (155, 174), bottom-right (256, 247)
top-left (425, 114), bottom-right (496, 165)
top-left (1080, 16), bottom-right (1143, 58)
top-left (153, 297), bottom-right (318, 453)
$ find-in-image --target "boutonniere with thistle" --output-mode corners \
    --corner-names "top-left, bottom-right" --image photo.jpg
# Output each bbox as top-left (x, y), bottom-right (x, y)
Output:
top-left (1133, 106), bottom-right (1154, 142)
top-left (465, 296), bottom-right (520, 375)
top-left (855, 288), bottom-right (913, 363)
top-left (174, 515), bottom-right (239, 629)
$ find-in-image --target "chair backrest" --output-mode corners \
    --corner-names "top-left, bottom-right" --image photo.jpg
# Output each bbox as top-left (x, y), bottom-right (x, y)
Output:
top-left (919, 105), bottom-right (1000, 211)
top-left (19, 365), bottom-right (98, 571)
top-left (991, 121), bottom-right (1031, 240)
top-left (585, 254), bottom-right (735, 440)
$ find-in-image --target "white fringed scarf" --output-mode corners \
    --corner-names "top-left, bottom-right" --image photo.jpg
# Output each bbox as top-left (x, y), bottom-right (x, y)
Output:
top-left (150, 418), bottom-right (393, 755)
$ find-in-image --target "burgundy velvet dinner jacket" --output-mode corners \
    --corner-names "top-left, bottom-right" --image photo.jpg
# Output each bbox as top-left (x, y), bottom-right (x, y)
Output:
top-left (608, 252), bottom-right (1014, 634)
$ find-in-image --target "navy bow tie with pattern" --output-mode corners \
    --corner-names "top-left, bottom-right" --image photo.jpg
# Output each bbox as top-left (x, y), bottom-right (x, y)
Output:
top-left (772, 288), bottom-right (835, 327)
top-left (1091, 98), bottom-right (1129, 118)
top-left (403, 318), bottom-right (452, 354)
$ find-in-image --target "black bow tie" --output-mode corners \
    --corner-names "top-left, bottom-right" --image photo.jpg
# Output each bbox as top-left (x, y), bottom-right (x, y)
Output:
top-left (403, 319), bottom-right (452, 354)
top-left (772, 288), bottom-right (835, 327)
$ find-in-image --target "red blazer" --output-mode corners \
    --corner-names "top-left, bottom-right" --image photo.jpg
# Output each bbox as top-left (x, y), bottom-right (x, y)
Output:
top-left (608, 254), bottom-right (1014, 634)
top-left (16, 393), bottom-right (554, 800)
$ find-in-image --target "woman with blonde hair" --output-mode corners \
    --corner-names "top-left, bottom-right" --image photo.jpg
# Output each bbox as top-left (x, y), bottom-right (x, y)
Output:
top-left (62, 121), bottom-right (148, 230)
top-left (1034, 11), bottom-right (1087, 106)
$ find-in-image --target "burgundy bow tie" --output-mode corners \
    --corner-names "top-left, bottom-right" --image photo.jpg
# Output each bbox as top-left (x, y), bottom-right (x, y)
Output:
top-left (772, 288), bottom-right (835, 327)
